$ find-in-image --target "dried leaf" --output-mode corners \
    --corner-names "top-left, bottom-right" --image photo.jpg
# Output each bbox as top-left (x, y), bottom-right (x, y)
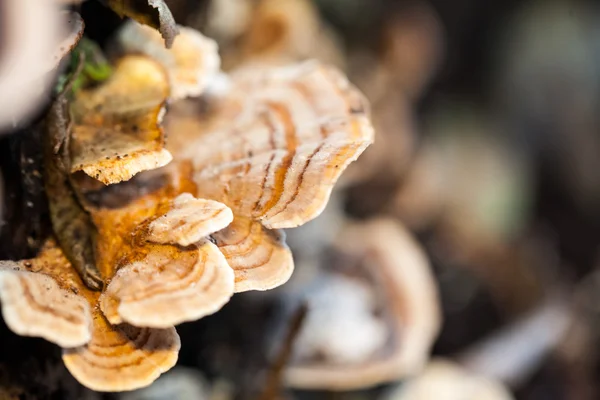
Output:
top-left (117, 21), bottom-right (221, 100)
top-left (105, 0), bottom-right (179, 48)
top-left (212, 216), bottom-right (293, 292)
top-left (44, 85), bottom-right (104, 290)
top-left (70, 55), bottom-right (172, 185)
top-left (100, 239), bottom-right (234, 327)
top-left (63, 311), bottom-right (180, 392)
top-left (0, 261), bottom-right (92, 348)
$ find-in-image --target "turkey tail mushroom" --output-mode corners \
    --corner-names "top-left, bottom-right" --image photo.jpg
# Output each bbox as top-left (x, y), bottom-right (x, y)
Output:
top-left (69, 55), bottom-right (172, 185)
top-left (115, 22), bottom-right (221, 100)
top-left (62, 312), bottom-right (180, 392)
top-left (0, 261), bottom-right (92, 348)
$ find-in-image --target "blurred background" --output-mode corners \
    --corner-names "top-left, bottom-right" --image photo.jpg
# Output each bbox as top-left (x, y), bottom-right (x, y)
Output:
top-left (2, 0), bottom-right (600, 399)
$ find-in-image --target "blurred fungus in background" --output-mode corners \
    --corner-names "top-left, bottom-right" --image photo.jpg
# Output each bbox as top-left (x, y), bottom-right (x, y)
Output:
top-left (0, 0), bottom-right (69, 131)
top-left (2, 0), bottom-right (600, 399)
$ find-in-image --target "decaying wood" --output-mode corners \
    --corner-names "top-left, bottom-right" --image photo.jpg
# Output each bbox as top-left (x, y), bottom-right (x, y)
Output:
top-left (44, 81), bottom-right (103, 291)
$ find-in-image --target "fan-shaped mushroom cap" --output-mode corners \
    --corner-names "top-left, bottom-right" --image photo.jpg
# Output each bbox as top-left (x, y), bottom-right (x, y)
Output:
top-left (89, 187), bottom-right (235, 327)
top-left (213, 217), bottom-right (293, 292)
top-left (285, 218), bottom-right (441, 390)
top-left (0, 261), bottom-right (92, 348)
top-left (385, 359), bottom-right (514, 400)
top-left (100, 240), bottom-right (234, 328)
top-left (176, 61), bottom-right (373, 229)
top-left (0, 233), bottom-right (195, 391)
top-left (70, 55), bottom-right (172, 185)
top-left (116, 21), bottom-right (221, 100)
top-left (146, 193), bottom-right (233, 246)
top-left (163, 60), bottom-right (373, 291)
top-left (63, 312), bottom-right (180, 392)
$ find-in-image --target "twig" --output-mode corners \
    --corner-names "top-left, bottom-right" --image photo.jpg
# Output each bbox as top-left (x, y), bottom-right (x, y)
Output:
top-left (259, 303), bottom-right (308, 400)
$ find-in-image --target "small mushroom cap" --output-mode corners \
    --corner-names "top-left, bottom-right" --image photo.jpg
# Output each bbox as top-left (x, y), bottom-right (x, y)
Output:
top-left (147, 193), bottom-right (233, 246)
top-left (213, 216), bottom-right (293, 292)
top-left (0, 236), bottom-right (185, 391)
top-left (385, 359), bottom-right (514, 400)
top-left (70, 55), bottom-right (172, 185)
top-left (63, 313), bottom-right (180, 392)
top-left (173, 61), bottom-right (373, 229)
top-left (116, 21), bottom-right (221, 100)
top-left (100, 240), bottom-right (234, 328)
top-left (0, 262), bottom-right (92, 348)
top-left (285, 218), bottom-right (441, 390)
top-left (87, 185), bottom-right (235, 327)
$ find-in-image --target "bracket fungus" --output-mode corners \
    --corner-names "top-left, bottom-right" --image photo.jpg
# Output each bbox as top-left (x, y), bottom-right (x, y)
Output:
top-left (285, 219), bottom-right (440, 390)
top-left (0, 184), bottom-right (233, 391)
top-left (94, 190), bottom-right (236, 328)
top-left (69, 55), bottom-right (172, 185)
top-left (116, 21), bottom-right (221, 101)
top-left (0, 260), bottom-right (92, 348)
top-left (0, 21), bottom-right (374, 391)
top-left (165, 60), bottom-right (373, 291)
top-left (0, 240), bottom-right (180, 391)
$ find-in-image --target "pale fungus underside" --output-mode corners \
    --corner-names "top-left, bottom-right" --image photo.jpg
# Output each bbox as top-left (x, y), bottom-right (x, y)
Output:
top-left (0, 16), bottom-right (374, 392)
top-left (285, 219), bottom-right (441, 391)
